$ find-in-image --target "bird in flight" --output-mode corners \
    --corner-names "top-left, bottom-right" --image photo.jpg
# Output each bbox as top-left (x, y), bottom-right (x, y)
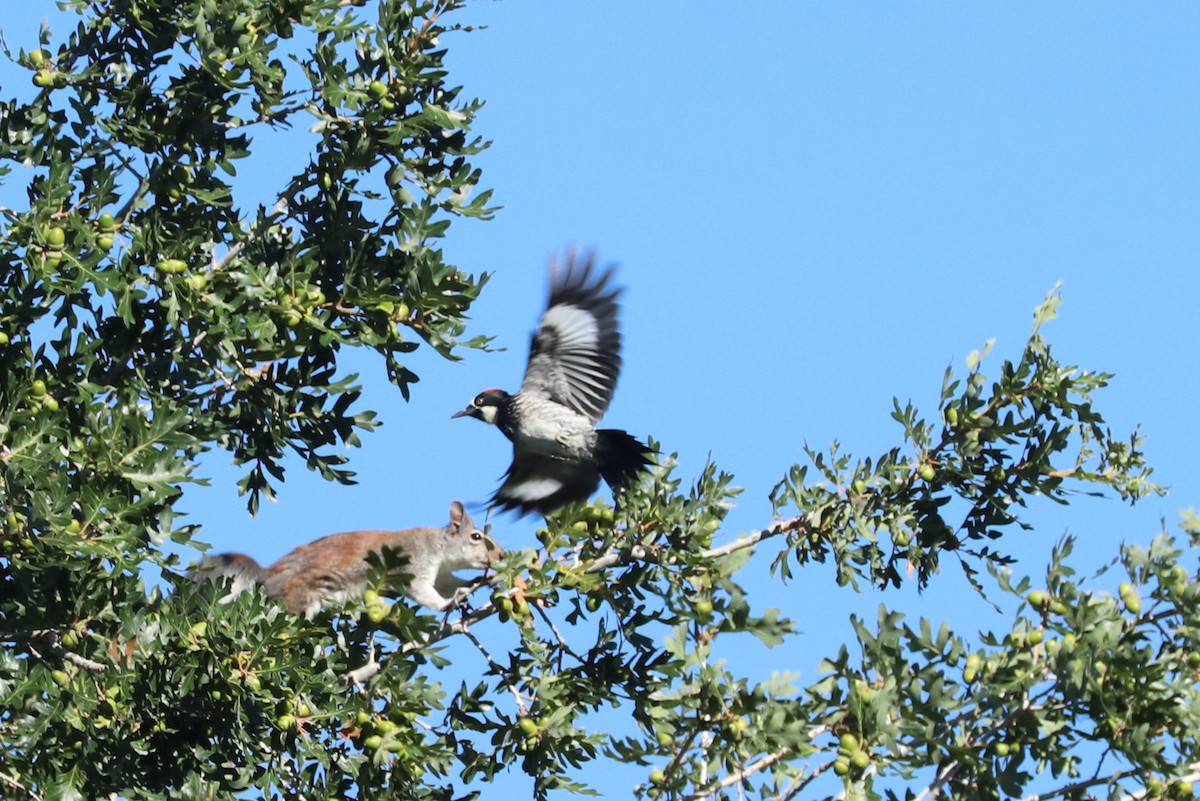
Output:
top-left (453, 249), bottom-right (652, 516)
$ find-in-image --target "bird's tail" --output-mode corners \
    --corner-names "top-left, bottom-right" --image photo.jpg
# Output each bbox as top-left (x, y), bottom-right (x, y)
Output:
top-left (596, 429), bottom-right (654, 492)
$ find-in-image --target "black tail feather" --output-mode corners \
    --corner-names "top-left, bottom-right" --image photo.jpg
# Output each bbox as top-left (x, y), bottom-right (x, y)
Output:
top-left (596, 429), bottom-right (653, 492)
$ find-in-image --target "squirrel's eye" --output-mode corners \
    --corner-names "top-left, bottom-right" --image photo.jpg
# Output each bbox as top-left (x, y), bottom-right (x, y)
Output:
top-left (471, 531), bottom-right (482, 541)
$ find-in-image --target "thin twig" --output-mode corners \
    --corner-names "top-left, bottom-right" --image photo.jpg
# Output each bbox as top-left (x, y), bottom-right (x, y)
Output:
top-left (459, 626), bottom-right (501, 673)
top-left (408, 0), bottom-right (451, 57)
top-left (213, 198), bottom-right (289, 272)
top-left (912, 693), bottom-right (1041, 801)
top-left (401, 601), bottom-right (495, 655)
top-left (681, 748), bottom-right (793, 801)
top-left (1022, 762), bottom-right (1200, 801)
top-left (343, 636), bottom-right (379, 689)
top-left (113, 160), bottom-right (161, 224)
top-left (532, 603), bottom-right (586, 665)
top-left (912, 748), bottom-right (961, 801)
top-left (0, 770), bottom-right (42, 801)
top-left (681, 725), bottom-right (830, 801)
top-left (767, 768), bottom-right (817, 801)
top-left (461, 626), bottom-right (527, 713)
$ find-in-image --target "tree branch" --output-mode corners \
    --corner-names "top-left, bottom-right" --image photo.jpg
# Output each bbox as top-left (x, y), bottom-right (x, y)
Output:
top-left (1, 629), bottom-right (107, 672)
top-left (702, 514), bottom-right (813, 560)
top-left (399, 514), bottom-right (816, 655)
top-left (400, 600), bottom-right (495, 655)
top-left (913, 757), bottom-right (960, 801)
top-left (585, 513), bottom-right (815, 576)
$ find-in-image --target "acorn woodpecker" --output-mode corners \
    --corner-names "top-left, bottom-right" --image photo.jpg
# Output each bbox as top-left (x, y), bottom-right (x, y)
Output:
top-left (453, 250), bottom-right (652, 516)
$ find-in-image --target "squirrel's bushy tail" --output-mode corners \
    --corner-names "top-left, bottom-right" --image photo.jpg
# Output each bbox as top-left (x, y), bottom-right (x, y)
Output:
top-left (190, 552), bottom-right (265, 598)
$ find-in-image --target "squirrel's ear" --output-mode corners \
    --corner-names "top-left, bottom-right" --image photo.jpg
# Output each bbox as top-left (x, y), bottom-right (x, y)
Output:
top-left (448, 501), bottom-right (465, 534)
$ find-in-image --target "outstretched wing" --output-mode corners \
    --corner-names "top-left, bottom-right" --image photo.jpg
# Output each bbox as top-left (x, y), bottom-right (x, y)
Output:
top-left (519, 249), bottom-right (623, 424)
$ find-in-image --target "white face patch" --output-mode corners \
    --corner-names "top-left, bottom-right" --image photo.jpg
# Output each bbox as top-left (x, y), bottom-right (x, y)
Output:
top-left (477, 403), bottom-right (499, 425)
top-left (540, 303), bottom-right (599, 351)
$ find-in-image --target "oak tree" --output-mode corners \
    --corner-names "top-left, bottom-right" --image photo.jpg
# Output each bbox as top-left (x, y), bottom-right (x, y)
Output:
top-left (1, 2), bottom-right (1196, 800)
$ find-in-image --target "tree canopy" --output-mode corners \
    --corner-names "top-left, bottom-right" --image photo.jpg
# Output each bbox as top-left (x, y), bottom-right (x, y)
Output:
top-left (1, 2), bottom-right (1197, 800)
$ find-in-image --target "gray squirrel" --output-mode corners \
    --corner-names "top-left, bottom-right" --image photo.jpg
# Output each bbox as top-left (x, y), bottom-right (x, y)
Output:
top-left (191, 501), bottom-right (502, 617)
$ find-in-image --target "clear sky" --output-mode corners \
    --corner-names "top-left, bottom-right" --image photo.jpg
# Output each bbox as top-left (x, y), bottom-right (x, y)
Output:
top-left (2, 2), bottom-right (1199, 796)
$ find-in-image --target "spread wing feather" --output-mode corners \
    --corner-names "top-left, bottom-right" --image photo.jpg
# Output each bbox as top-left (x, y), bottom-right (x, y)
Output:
top-left (519, 250), bottom-right (623, 423)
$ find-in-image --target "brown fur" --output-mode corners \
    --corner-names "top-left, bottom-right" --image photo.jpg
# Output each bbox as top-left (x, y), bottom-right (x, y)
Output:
top-left (190, 501), bottom-right (501, 617)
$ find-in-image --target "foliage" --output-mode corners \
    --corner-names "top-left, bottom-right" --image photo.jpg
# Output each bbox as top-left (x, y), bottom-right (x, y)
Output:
top-left (1, 3), bottom-right (1198, 801)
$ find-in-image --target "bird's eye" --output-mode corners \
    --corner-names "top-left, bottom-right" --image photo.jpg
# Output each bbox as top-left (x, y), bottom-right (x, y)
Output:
top-left (474, 394), bottom-right (486, 406)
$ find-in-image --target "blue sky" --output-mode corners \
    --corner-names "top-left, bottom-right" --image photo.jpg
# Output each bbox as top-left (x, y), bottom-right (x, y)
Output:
top-left (2, 1), bottom-right (1199, 796)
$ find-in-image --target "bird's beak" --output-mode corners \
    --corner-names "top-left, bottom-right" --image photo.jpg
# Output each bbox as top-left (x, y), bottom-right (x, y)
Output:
top-left (452, 405), bottom-right (477, 420)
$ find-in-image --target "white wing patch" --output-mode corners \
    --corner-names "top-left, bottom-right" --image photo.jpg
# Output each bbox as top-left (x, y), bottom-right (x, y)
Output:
top-left (516, 251), bottom-right (624, 429)
top-left (503, 475), bottom-right (566, 502)
top-left (532, 304), bottom-right (615, 417)
top-left (540, 303), bottom-right (599, 352)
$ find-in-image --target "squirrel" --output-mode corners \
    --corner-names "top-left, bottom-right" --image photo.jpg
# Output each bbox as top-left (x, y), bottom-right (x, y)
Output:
top-left (190, 501), bottom-right (502, 618)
